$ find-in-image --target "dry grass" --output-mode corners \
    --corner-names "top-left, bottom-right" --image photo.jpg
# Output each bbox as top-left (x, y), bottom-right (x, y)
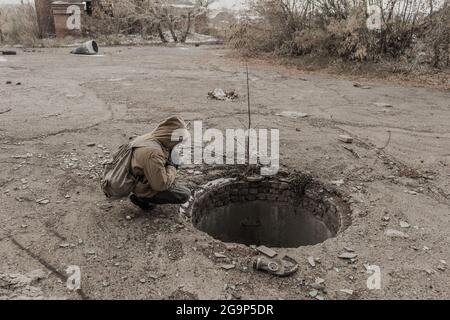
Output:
top-left (0, 3), bottom-right (39, 46)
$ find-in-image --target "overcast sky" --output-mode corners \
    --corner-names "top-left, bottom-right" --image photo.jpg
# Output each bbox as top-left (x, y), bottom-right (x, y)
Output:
top-left (0, 0), bottom-right (246, 9)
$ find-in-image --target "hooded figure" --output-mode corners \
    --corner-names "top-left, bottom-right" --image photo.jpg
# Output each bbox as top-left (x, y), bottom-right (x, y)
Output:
top-left (129, 116), bottom-right (191, 210)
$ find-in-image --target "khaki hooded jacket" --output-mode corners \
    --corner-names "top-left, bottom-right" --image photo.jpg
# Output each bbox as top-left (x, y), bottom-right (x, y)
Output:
top-left (130, 116), bottom-right (187, 198)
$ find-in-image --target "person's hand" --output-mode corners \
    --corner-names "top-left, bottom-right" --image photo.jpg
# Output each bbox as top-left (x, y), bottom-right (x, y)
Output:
top-left (166, 159), bottom-right (179, 170)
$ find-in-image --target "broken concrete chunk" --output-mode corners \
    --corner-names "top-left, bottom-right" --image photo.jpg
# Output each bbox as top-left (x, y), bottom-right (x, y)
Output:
top-left (331, 179), bottom-right (345, 186)
top-left (221, 264), bottom-right (236, 270)
top-left (338, 252), bottom-right (358, 259)
top-left (36, 198), bottom-right (50, 205)
top-left (399, 221), bottom-right (410, 228)
top-left (307, 256), bottom-right (316, 267)
top-left (354, 83), bottom-right (371, 89)
top-left (214, 252), bottom-right (227, 258)
top-left (308, 289), bottom-right (318, 298)
top-left (338, 135), bottom-right (353, 143)
top-left (340, 289), bottom-right (354, 295)
top-left (208, 88), bottom-right (238, 101)
top-left (385, 229), bottom-right (409, 238)
top-left (276, 111), bottom-right (309, 118)
top-left (256, 245), bottom-right (277, 258)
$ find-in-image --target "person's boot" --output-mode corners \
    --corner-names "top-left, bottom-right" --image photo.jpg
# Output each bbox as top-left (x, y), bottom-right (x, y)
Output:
top-left (129, 194), bottom-right (155, 211)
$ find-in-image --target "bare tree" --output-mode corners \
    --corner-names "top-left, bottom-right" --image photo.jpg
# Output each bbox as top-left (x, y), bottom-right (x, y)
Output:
top-left (120, 0), bottom-right (213, 43)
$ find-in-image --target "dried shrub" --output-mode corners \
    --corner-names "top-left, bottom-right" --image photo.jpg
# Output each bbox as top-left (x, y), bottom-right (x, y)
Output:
top-left (0, 3), bottom-right (39, 46)
top-left (228, 0), bottom-right (450, 68)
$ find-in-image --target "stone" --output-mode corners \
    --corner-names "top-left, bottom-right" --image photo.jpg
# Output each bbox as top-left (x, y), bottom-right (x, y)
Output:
top-left (256, 245), bottom-right (277, 258)
top-left (221, 264), bottom-right (236, 270)
top-left (338, 252), bottom-right (358, 259)
top-left (399, 221), bottom-right (410, 228)
top-left (340, 289), bottom-right (354, 295)
top-left (36, 198), bottom-right (50, 205)
top-left (385, 229), bottom-right (409, 238)
top-left (331, 179), bottom-right (345, 186)
top-left (311, 283), bottom-right (325, 291)
top-left (59, 243), bottom-right (70, 248)
top-left (308, 290), bottom-right (318, 298)
top-left (307, 256), bottom-right (316, 267)
top-left (86, 143), bottom-right (96, 147)
top-left (214, 252), bottom-right (227, 258)
top-left (338, 135), bottom-right (353, 143)
top-left (315, 277), bottom-right (325, 284)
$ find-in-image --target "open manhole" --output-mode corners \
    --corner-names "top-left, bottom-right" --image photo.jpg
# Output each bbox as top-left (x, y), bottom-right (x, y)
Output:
top-left (189, 175), bottom-right (350, 248)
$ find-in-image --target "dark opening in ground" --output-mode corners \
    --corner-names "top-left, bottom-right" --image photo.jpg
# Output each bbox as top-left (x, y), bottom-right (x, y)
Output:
top-left (191, 177), bottom-right (348, 248)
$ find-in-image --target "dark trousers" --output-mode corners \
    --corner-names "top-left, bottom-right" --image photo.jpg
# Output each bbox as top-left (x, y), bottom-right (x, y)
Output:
top-left (139, 185), bottom-right (191, 205)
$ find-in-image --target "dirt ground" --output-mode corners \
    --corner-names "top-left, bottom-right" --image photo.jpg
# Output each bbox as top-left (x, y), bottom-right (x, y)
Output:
top-left (0, 45), bottom-right (449, 300)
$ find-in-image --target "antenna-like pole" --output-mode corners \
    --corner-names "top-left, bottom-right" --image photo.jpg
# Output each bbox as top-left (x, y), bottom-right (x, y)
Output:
top-left (246, 62), bottom-right (251, 166)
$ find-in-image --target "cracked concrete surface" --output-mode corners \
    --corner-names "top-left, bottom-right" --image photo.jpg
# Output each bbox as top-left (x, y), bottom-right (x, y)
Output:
top-left (0, 45), bottom-right (449, 299)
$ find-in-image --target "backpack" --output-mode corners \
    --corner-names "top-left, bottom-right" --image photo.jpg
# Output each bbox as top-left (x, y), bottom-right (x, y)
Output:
top-left (100, 139), bottom-right (153, 199)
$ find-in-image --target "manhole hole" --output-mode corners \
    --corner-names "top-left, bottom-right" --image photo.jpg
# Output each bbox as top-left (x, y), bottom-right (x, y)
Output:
top-left (189, 175), bottom-right (350, 248)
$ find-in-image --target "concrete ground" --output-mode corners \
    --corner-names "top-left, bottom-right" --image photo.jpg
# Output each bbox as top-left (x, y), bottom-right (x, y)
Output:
top-left (0, 45), bottom-right (449, 300)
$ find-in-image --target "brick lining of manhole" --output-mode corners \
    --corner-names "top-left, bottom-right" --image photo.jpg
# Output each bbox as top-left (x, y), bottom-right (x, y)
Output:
top-left (184, 174), bottom-right (352, 248)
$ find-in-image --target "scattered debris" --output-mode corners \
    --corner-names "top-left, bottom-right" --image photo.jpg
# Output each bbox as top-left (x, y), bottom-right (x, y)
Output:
top-left (208, 88), bottom-right (238, 101)
top-left (139, 278), bottom-right (146, 283)
top-left (340, 289), bottom-right (354, 295)
top-left (343, 246), bottom-right (355, 252)
top-left (59, 243), bottom-right (70, 248)
top-left (373, 102), bottom-right (393, 108)
top-left (338, 252), bottom-right (358, 259)
top-left (71, 40), bottom-right (99, 55)
top-left (221, 264), bottom-right (236, 270)
top-left (307, 256), bottom-right (316, 267)
top-left (253, 255), bottom-right (298, 277)
top-left (385, 228), bottom-right (409, 238)
top-left (353, 83), bottom-right (371, 89)
top-left (0, 107), bottom-right (12, 114)
top-left (86, 142), bottom-right (96, 147)
top-left (342, 146), bottom-right (360, 158)
top-left (311, 283), bottom-right (325, 291)
top-left (214, 252), bottom-right (227, 258)
top-left (315, 277), bottom-right (325, 284)
top-left (309, 289), bottom-right (318, 298)
top-left (276, 111), bottom-right (309, 118)
top-left (36, 198), bottom-right (50, 205)
top-left (6, 81), bottom-right (12, 84)
top-left (338, 135), bottom-right (353, 143)
top-left (331, 179), bottom-right (345, 186)
top-left (399, 221), bottom-right (410, 228)
top-left (256, 245), bottom-right (277, 258)
top-left (1, 50), bottom-right (17, 55)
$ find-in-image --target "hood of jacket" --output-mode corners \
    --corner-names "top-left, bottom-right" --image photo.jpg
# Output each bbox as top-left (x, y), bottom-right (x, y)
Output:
top-left (134, 116), bottom-right (187, 151)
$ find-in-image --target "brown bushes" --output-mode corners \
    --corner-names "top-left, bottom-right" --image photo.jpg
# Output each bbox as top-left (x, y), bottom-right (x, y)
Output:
top-left (0, 3), bottom-right (39, 46)
top-left (228, 0), bottom-right (450, 69)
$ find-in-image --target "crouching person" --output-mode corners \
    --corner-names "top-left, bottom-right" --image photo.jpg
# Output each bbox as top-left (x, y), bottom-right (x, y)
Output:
top-left (101, 115), bottom-right (191, 211)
